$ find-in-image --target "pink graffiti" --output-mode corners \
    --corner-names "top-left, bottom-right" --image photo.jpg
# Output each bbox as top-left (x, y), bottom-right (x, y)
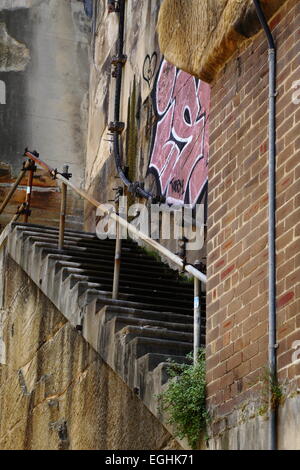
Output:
top-left (149, 60), bottom-right (210, 206)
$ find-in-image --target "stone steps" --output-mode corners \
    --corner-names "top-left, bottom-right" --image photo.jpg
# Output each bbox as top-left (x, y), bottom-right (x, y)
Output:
top-left (7, 222), bottom-right (206, 445)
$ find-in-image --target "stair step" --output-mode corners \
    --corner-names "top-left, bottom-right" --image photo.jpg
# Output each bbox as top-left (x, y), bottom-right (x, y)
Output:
top-left (93, 292), bottom-right (193, 316)
top-left (137, 353), bottom-right (192, 372)
top-left (8, 222), bottom-right (207, 441)
top-left (125, 336), bottom-right (193, 359)
top-left (102, 305), bottom-right (196, 325)
top-left (12, 222), bottom-right (131, 246)
top-left (61, 272), bottom-right (193, 308)
top-left (49, 258), bottom-right (194, 296)
top-left (19, 232), bottom-right (183, 276)
top-left (110, 315), bottom-right (194, 335)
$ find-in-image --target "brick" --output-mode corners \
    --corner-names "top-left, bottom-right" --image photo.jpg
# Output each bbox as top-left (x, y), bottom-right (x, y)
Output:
top-left (219, 343), bottom-right (234, 362)
top-left (220, 371), bottom-right (234, 389)
top-left (207, 379), bottom-right (221, 397)
top-left (227, 352), bottom-right (242, 371)
top-left (250, 351), bottom-right (268, 371)
top-left (243, 342), bottom-right (259, 361)
top-left (250, 293), bottom-right (268, 314)
top-left (278, 318), bottom-right (296, 341)
top-left (221, 264), bottom-right (235, 280)
top-left (241, 284), bottom-right (259, 306)
top-left (249, 321), bottom-right (268, 342)
top-left (278, 350), bottom-right (294, 370)
top-left (277, 291), bottom-right (295, 309)
top-left (207, 326), bottom-right (220, 343)
top-left (286, 239), bottom-right (300, 260)
top-left (286, 268), bottom-right (300, 290)
top-left (234, 360), bottom-right (251, 380)
top-left (212, 362), bottom-right (227, 381)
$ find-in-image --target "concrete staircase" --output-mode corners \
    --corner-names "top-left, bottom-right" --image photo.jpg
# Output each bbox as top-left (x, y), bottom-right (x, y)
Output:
top-left (6, 222), bottom-right (206, 434)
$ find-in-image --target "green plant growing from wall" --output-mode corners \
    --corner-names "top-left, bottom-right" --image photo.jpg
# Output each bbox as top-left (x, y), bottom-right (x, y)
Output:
top-left (258, 367), bottom-right (284, 415)
top-left (158, 350), bottom-right (209, 449)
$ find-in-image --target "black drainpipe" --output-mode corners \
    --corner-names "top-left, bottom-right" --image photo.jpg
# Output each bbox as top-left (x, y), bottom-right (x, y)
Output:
top-left (109, 0), bottom-right (161, 202)
top-left (253, 0), bottom-right (277, 451)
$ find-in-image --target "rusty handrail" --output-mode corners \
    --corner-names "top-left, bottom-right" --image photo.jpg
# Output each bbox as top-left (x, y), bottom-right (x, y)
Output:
top-left (24, 150), bottom-right (56, 176)
top-left (22, 152), bottom-right (207, 283)
top-left (55, 172), bottom-right (207, 282)
top-left (0, 160), bottom-right (33, 216)
top-left (0, 150), bottom-right (207, 364)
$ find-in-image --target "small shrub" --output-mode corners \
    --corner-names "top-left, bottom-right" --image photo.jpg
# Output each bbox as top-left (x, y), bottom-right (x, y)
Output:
top-left (158, 350), bottom-right (209, 449)
top-left (260, 367), bottom-right (284, 410)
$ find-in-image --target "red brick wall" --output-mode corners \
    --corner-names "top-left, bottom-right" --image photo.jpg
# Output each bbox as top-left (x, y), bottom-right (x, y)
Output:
top-left (206, 0), bottom-right (300, 430)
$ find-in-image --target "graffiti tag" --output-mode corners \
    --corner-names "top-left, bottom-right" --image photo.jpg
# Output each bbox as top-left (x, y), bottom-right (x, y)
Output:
top-left (143, 52), bottom-right (158, 88)
top-left (148, 59), bottom-right (210, 206)
top-left (170, 178), bottom-right (185, 195)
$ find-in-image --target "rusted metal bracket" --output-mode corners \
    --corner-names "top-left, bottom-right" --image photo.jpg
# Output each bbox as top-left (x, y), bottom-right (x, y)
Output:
top-left (108, 121), bottom-right (125, 134)
top-left (22, 160), bottom-right (37, 172)
top-left (108, 0), bottom-right (120, 13)
top-left (51, 168), bottom-right (58, 180)
top-left (17, 203), bottom-right (31, 217)
top-left (112, 186), bottom-right (124, 205)
top-left (193, 261), bottom-right (207, 274)
top-left (176, 236), bottom-right (188, 272)
top-left (112, 55), bottom-right (127, 77)
top-left (60, 165), bottom-right (72, 180)
top-left (111, 54), bottom-right (127, 66)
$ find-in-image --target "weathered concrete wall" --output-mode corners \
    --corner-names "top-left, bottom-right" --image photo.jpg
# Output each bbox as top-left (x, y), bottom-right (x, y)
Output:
top-left (208, 394), bottom-right (300, 450)
top-left (0, 0), bottom-right (91, 229)
top-left (0, 254), bottom-right (181, 450)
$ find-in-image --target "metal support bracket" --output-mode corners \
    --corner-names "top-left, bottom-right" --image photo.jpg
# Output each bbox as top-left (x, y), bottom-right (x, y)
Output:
top-left (111, 55), bottom-right (127, 77)
top-left (60, 164), bottom-right (72, 180)
top-left (176, 236), bottom-right (188, 271)
top-left (108, 121), bottom-right (125, 134)
top-left (18, 204), bottom-right (31, 217)
top-left (23, 160), bottom-right (37, 173)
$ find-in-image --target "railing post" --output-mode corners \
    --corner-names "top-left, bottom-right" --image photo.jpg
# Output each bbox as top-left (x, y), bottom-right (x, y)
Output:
top-left (58, 165), bottom-right (71, 250)
top-left (112, 218), bottom-right (122, 299)
top-left (194, 276), bottom-right (201, 365)
top-left (23, 159), bottom-right (36, 223)
top-left (112, 186), bottom-right (123, 300)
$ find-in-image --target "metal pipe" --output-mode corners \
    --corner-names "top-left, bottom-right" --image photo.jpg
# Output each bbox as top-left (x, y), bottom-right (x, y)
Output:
top-left (193, 276), bottom-right (201, 365)
top-left (59, 182), bottom-right (67, 250)
top-left (111, 0), bottom-right (155, 201)
top-left (58, 165), bottom-right (71, 250)
top-left (0, 161), bottom-right (31, 215)
top-left (253, 0), bottom-right (277, 451)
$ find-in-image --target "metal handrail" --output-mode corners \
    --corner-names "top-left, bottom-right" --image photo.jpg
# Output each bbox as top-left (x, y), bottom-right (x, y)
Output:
top-left (0, 150), bottom-right (207, 363)
top-left (23, 150), bottom-right (207, 284)
top-left (0, 160), bottom-right (31, 216)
